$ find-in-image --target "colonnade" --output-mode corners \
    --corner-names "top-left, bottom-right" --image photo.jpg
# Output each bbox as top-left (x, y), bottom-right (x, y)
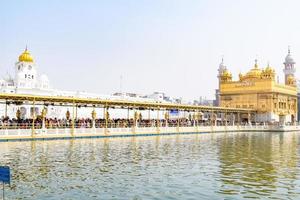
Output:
top-left (0, 98), bottom-right (254, 137)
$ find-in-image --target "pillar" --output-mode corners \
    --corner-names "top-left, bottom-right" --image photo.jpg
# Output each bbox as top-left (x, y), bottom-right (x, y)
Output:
top-left (177, 109), bottom-right (180, 132)
top-left (5, 100), bottom-right (8, 118)
top-left (214, 113), bottom-right (217, 126)
top-left (134, 110), bottom-right (138, 128)
top-left (71, 100), bottom-right (75, 136)
top-left (248, 112), bottom-right (251, 126)
top-left (41, 107), bottom-right (47, 129)
top-left (164, 110), bottom-right (169, 127)
top-left (231, 113), bottom-right (235, 126)
top-left (210, 110), bottom-right (213, 126)
top-left (31, 98), bottom-right (36, 137)
top-left (139, 112), bottom-right (142, 127)
top-left (127, 107), bottom-right (130, 120)
top-left (75, 106), bottom-right (78, 120)
top-left (16, 109), bottom-right (21, 120)
top-left (91, 109), bottom-right (96, 129)
top-left (105, 108), bottom-right (109, 134)
top-left (156, 107), bottom-right (160, 133)
top-left (148, 108), bottom-right (151, 120)
top-left (211, 110), bottom-right (217, 126)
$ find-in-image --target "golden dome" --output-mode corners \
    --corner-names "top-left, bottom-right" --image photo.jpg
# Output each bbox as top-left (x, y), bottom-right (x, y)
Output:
top-left (261, 64), bottom-right (275, 80)
top-left (287, 75), bottom-right (296, 86)
top-left (265, 65), bottom-right (273, 72)
top-left (244, 59), bottom-right (262, 79)
top-left (246, 68), bottom-right (262, 78)
top-left (220, 69), bottom-right (232, 82)
top-left (18, 47), bottom-right (34, 63)
top-left (222, 69), bottom-right (232, 77)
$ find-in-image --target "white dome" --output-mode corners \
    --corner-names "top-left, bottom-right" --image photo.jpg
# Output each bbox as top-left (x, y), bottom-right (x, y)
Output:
top-left (285, 54), bottom-right (295, 63)
top-left (218, 58), bottom-right (227, 74)
top-left (285, 48), bottom-right (296, 64)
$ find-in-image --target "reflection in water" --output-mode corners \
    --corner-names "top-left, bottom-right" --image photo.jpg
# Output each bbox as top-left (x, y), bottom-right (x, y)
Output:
top-left (218, 133), bottom-right (300, 198)
top-left (0, 132), bottom-right (299, 199)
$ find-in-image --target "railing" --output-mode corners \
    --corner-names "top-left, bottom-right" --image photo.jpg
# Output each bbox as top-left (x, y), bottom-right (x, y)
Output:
top-left (0, 121), bottom-right (298, 130)
top-left (0, 121), bottom-right (216, 130)
top-left (0, 120), bottom-right (299, 139)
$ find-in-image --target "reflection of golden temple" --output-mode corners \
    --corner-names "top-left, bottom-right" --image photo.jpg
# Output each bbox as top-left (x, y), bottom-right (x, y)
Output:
top-left (219, 59), bottom-right (297, 123)
top-left (217, 132), bottom-right (298, 196)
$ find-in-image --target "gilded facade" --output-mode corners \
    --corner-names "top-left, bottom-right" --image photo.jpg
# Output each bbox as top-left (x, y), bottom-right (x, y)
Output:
top-left (219, 50), bottom-right (297, 123)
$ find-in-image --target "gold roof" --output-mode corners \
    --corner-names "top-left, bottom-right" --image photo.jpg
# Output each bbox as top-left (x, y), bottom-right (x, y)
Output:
top-left (262, 64), bottom-right (275, 77)
top-left (245, 60), bottom-right (262, 78)
top-left (264, 65), bottom-right (273, 72)
top-left (18, 47), bottom-right (34, 63)
top-left (287, 74), bottom-right (296, 86)
top-left (220, 69), bottom-right (232, 82)
top-left (222, 69), bottom-right (232, 77)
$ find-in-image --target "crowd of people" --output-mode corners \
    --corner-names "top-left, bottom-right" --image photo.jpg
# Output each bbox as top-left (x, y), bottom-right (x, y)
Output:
top-left (0, 116), bottom-right (223, 129)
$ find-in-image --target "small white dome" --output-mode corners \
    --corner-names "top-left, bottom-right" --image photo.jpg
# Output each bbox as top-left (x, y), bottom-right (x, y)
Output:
top-left (218, 58), bottom-right (227, 74)
top-left (285, 54), bottom-right (295, 63)
top-left (285, 48), bottom-right (296, 64)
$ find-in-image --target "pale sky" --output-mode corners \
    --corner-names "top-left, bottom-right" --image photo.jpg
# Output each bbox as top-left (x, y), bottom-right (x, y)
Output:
top-left (1, 0), bottom-right (300, 100)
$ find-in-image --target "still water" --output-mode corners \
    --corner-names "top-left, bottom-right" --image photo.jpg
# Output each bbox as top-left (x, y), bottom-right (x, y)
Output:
top-left (1, 132), bottom-right (300, 199)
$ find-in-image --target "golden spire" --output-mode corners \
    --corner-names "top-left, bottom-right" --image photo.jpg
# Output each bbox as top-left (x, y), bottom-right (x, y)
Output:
top-left (18, 46), bottom-right (34, 63)
top-left (254, 58), bottom-right (258, 69)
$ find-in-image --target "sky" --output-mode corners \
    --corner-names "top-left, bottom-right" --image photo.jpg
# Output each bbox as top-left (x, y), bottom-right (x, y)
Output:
top-left (1, 0), bottom-right (300, 100)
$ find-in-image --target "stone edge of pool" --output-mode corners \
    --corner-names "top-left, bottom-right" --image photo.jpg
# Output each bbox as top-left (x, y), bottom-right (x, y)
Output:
top-left (0, 127), bottom-right (297, 142)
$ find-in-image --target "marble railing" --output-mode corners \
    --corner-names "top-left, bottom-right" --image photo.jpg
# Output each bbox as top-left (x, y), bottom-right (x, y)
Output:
top-left (0, 125), bottom-right (298, 140)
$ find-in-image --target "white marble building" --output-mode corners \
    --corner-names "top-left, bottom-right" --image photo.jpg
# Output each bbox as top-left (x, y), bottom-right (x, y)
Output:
top-left (0, 48), bottom-right (176, 120)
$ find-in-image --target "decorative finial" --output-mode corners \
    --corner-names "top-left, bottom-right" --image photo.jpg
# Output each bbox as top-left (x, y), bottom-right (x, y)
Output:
top-left (221, 55), bottom-right (224, 63)
top-left (267, 61), bottom-right (270, 67)
top-left (288, 45), bottom-right (291, 54)
top-left (254, 58), bottom-right (258, 69)
top-left (25, 45), bottom-right (28, 51)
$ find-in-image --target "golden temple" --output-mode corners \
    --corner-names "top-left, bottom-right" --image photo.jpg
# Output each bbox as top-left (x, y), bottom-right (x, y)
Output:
top-left (219, 58), bottom-right (297, 123)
